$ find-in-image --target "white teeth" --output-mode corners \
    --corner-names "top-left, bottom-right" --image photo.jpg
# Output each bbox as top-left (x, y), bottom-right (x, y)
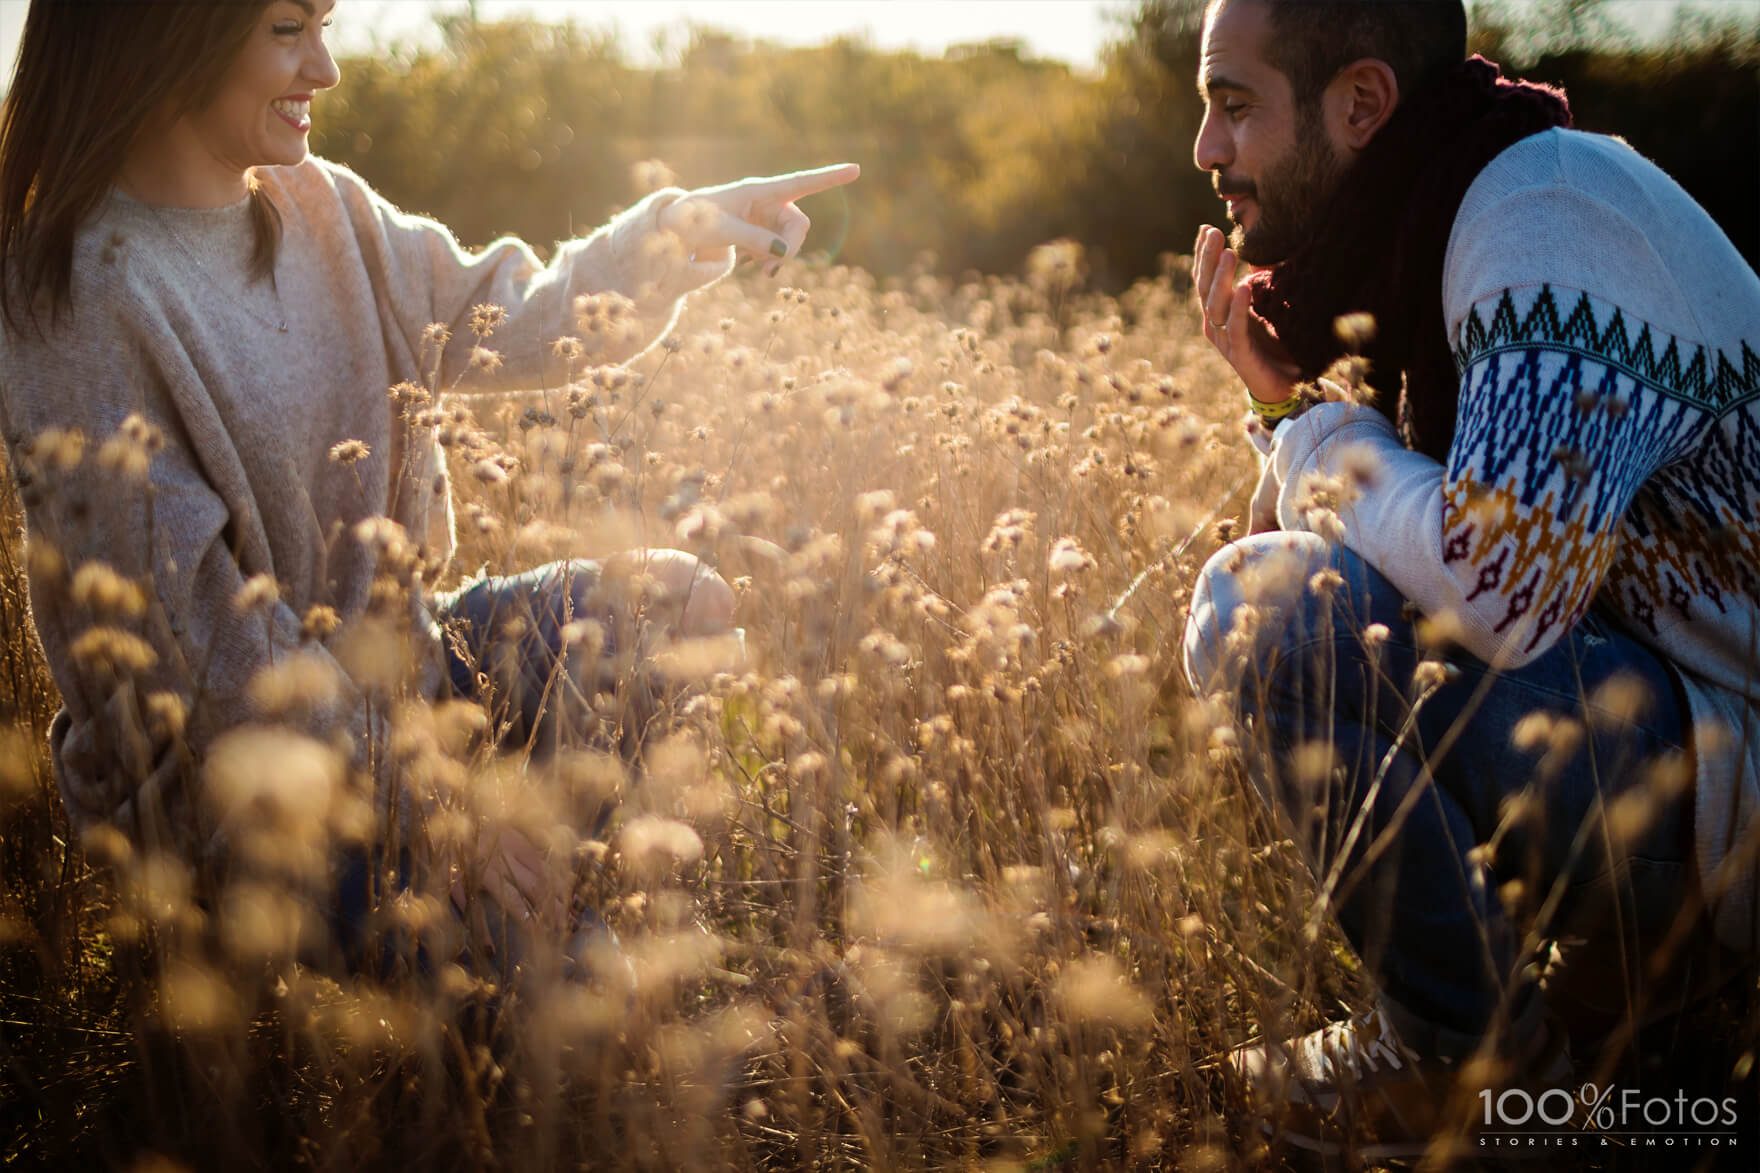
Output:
top-left (271, 99), bottom-right (310, 122)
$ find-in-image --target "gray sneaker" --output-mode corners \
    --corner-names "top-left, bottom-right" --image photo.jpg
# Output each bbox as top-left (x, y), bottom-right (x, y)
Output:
top-left (1229, 1004), bottom-right (1574, 1162)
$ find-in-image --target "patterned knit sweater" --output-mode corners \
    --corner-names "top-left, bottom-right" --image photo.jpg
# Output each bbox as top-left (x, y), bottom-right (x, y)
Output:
top-left (1266, 129), bottom-right (1760, 950)
top-left (1, 158), bottom-right (721, 855)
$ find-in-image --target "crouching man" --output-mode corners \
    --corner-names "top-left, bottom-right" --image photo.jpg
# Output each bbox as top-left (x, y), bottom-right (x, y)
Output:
top-left (1180, 0), bottom-right (1759, 1159)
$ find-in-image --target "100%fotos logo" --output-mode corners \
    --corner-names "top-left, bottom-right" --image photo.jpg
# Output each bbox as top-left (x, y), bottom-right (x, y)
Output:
top-left (1481, 1082), bottom-right (1739, 1131)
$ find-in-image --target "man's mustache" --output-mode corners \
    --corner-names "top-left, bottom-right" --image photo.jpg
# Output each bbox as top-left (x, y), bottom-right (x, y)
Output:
top-left (1214, 174), bottom-right (1257, 200)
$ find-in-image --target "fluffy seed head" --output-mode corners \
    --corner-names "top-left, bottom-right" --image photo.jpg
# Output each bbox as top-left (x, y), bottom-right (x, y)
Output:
top-left (71, 562), bottom-right (145, 618)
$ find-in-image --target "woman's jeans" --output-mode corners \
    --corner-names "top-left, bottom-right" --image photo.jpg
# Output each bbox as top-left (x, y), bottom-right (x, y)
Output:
top-left (1184, 532), bottom-right (1697, 1049)
top-left (433, 559), bottom-right (620, 760)
top-left (335, 559), bottom-right (613, 975)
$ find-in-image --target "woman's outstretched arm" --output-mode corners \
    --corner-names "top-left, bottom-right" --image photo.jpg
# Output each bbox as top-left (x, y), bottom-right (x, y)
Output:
top-left (310, 159), bottom-right (858, 394)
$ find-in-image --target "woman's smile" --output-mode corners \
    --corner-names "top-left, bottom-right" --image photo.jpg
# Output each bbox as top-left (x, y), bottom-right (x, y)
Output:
top-left (271, 95), bottom-right (313, 132)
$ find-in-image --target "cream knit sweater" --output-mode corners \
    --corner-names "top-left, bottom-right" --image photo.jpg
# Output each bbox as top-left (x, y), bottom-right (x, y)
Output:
top-left (1, 158), bottom-right (719, 854)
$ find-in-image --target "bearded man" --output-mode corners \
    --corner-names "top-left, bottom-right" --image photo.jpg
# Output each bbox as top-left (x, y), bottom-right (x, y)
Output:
top-left (1179, 0), bottom-right (1759, 1158)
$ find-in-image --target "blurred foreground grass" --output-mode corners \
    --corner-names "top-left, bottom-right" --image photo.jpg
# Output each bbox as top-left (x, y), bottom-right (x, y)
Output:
top-left (0, 254), bottom-right (1752, 1171)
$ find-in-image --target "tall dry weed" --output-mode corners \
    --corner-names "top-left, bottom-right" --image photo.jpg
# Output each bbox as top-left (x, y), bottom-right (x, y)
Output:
top-left (0, 249), bottom-right (1751, 1172)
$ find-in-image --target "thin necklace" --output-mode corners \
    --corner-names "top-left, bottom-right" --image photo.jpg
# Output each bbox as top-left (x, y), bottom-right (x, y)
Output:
top-left (144, 203), bottom-right (290, 334)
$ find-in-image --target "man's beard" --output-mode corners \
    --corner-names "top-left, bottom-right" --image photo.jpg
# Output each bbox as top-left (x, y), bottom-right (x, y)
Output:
top-left (1224, 110), bottom-right (1347, 266)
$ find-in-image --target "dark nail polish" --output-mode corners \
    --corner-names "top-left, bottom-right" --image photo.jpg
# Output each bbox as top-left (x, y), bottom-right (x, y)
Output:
top-left (770, 239), bottom-right (788, 258)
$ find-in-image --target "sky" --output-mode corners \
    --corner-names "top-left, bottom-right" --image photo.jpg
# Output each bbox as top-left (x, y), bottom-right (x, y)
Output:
top-left (323, 1), bottom-right (1130, 67)
top-left (1, 1), bottom-right (1121, 76)
top-left (2, 0), bottom-right (1755, 84)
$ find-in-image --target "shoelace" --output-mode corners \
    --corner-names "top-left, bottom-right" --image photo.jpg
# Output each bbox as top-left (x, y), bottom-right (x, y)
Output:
top-left (1303, 1009), bottom-right (1411, 1083)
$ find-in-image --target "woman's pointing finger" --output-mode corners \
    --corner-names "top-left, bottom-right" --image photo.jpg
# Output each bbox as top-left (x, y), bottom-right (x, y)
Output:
top-left (748, 162), bottom-right (861, 203)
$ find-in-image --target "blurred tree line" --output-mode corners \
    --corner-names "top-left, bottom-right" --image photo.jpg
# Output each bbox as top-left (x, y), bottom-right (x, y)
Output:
top-left (311, 0), bottom-right (1758, 288)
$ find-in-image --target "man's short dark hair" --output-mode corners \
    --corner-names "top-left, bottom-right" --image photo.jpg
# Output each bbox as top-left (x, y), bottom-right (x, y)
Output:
top-left (1245, 0), bottom-right (1469, 106)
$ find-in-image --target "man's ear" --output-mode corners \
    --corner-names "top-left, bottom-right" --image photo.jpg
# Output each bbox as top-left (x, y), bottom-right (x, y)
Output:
top-left (1324, 58), bottom-right (1399, 153)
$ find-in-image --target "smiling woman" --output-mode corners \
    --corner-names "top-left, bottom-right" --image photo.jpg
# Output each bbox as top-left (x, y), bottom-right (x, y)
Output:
top-left (0, 0), bottom-right (857, 974)
top-left (116, 0), bottom-right (344, 207)
top-left (0, 1), bottom-right (297, 320)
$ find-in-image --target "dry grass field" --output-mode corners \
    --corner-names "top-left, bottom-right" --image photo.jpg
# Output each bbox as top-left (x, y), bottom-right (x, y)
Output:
top-left (0, 248), bottom-right (1752, 1171)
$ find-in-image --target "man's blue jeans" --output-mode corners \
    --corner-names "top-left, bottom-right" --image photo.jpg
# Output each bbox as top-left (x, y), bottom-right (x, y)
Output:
top-left (1185, 532), bottom-right (1696, 1048)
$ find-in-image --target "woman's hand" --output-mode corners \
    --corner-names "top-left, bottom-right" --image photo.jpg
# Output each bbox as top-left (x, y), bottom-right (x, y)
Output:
top-left (659, 163), bottom-right (861, 278)
top-left (1192, 225), bottom-right (1302, 407)
top-left (453, 827), bottom-right (568, 930)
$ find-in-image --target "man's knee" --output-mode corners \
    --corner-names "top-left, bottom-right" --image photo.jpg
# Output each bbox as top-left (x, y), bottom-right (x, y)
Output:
top-left (1183, 531), bottom-right (1338, 696)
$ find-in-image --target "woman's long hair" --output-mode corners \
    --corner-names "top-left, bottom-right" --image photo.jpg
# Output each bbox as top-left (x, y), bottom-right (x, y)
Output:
top-left (0, 0), bottom-right (281, 335)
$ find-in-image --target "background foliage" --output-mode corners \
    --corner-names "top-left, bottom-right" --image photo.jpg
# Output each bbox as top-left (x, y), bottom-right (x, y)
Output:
top-left (311, 0), bottom-right (1760, 287)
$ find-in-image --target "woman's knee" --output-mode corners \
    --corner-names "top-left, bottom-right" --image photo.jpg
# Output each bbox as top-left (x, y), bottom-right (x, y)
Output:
top-left (600, 548), bottom-right (734, 637)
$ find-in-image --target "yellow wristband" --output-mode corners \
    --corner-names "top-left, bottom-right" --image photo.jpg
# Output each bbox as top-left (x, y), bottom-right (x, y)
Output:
top-left (1247, 390), bottom-right (1303, 422)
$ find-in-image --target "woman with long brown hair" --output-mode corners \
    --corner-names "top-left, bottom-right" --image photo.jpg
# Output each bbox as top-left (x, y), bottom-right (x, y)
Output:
top-left (0, 0), bottom-right (857, 971)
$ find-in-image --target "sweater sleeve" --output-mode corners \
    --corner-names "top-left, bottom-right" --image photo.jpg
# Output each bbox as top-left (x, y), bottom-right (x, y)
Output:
top-left (318, 162), bottom-right (729, 393)
top-left (1, 305), bottom-right (381, 853)
top-left (1268, 152), bottom-right (1726, 668)
top-left (1272, 282), bottom-right (1713, 668)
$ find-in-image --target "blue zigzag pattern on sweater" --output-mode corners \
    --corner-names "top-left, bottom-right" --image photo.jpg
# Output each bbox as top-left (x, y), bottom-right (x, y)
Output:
top-left (1445, 285), bottom-right (1760, 645)
top-left (1455, 285), bottom-right (1760, 414)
